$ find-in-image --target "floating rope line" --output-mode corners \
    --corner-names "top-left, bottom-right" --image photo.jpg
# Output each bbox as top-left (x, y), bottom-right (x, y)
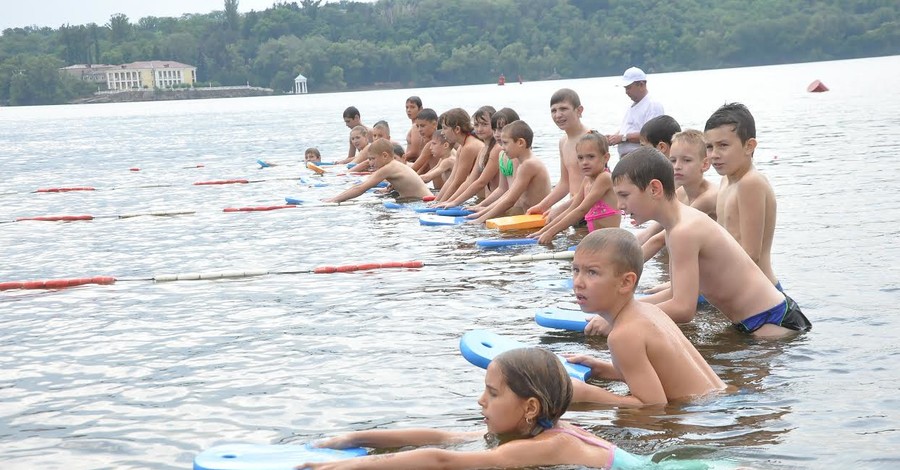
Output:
top-left (0, 252), bottom-right (574, 291)
top-left (35, 187), bottom-right (96, 193)
top-left (1, 210), bottom-right (195, 224)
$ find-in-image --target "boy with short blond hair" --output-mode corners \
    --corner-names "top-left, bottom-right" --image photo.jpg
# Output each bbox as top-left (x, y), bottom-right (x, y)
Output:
top-left (324, 138), bottom-right (431, 203)
top-left (566, 228), bottom-right (726, 406)
top-left (705, 103), bottom-right (781, 289)
top-left (468, 120), bottom-right (551, 224)
top-left (596, 148), bottom-right (810, 337)
top-left (527, 89), bottom-right (591, 221)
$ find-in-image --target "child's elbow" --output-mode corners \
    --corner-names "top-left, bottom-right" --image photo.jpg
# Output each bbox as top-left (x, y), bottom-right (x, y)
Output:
top-left (669, 305), bottom-right (696, 323)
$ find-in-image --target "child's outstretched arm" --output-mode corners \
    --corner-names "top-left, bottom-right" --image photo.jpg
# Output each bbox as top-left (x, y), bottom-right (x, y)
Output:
top-left (443, 146), bottom-right (502, 208)
top-left (641, 231), bottom-right (667, 261)
top-left (529, 188), bottom-right (585, 244)
top-left (413, 144), bottom-right (433, 174)
top-left (315, 428), bottom-right (481, 450)
top-left (324, 173), bottom-right (383, 203)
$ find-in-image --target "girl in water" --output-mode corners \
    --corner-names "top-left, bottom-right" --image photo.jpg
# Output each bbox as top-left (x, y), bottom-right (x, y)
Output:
top-left (464, 108), bottom-right (521, 213)
top-left (438, 105), bottom-right (501, 207)
top-left (529, 131), bottom-right (621, 244)
top-left (301, 348), bottom-right (736, 469)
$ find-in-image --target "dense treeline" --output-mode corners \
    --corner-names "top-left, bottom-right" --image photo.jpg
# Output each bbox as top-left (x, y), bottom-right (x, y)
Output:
top-left (1, 0), bottom-right (898, 105)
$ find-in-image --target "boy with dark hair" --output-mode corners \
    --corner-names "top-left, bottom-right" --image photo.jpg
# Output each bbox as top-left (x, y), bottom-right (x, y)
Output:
top-left (639, 114), bottom-right (681, 156)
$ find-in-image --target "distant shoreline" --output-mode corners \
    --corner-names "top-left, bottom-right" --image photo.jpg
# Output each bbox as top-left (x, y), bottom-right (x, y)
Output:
top-left (69, 85), bottom-right (274, 104)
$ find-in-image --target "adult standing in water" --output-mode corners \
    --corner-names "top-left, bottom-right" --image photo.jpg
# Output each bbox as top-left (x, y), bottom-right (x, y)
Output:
top-left (607, 66), bottom-right (664, 158)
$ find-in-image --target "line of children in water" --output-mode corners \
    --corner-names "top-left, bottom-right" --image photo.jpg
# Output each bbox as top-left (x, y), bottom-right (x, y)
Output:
top-left (296, 83), bottom-right (810, 469)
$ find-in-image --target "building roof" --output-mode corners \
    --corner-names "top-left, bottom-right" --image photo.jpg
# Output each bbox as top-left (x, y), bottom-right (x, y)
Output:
top-left (120, 61), bottom-right (195, 69)
top-left (295, 73), bottom-right (307, 80)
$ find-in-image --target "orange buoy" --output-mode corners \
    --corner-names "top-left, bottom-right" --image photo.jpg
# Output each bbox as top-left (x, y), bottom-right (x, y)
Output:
top-left (807, 80), bottom-right (829, 93)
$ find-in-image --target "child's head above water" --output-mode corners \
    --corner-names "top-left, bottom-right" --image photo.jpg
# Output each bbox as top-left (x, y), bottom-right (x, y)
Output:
top-left (669, 129), bottom-right (710, 185)
top-left (575, 131), bottom-right (610, 175)
top-left (473, 105), bottom-right (497, 140)
top-left (500, 120), bottom-right (534, 150)
top-left (483, 347), bottom-right (572, 437)
top-left (576, 228), bottom-right (644, 284)
top-left (704, 102), bottom-right (755, 144)
top-left (304, 147), bottom-right (321, 163)
top-left (372, 120), bottom-right (391, 141)
top-left (611, 147), bottom-right (676, 200)
top-left (640, 114), bottom-right (681, 154)
top-left (491, 108), bottom-right (520, 141)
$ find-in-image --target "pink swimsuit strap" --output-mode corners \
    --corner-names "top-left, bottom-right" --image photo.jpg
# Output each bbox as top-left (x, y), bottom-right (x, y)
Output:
top-left (544, 426), bottom-right (616, 469)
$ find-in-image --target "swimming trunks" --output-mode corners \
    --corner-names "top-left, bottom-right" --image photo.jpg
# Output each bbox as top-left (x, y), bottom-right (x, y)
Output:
top-left (732, 294), bottom-right (811, 334)
top-left (499, 151), bottom-right (513, 177)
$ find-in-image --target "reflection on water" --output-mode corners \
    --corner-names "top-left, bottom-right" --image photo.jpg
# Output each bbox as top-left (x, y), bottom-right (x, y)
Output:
top-left (1, 56), bottom-right (900, 469)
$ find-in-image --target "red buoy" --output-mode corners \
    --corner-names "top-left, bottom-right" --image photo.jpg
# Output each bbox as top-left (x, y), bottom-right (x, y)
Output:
top-left (0, 275), bottom-right (115, 291)
top-left (807, 80), bottom-right (829, 93)
top-left (35, 187), bottom-right (95, 193)
top-left (129, 168), bottom-right (141, 172)
top-left (422, 195), bottom-right (436, 202)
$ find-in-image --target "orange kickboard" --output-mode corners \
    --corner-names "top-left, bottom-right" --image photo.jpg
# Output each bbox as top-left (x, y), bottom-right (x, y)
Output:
top-left (485, 214), bottom-right (546, 231)
top-left (306, 162), bottom-right (326, 174)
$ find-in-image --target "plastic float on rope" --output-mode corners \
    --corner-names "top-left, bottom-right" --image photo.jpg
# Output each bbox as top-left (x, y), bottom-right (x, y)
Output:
top-left (129, 168), bottom-right (140, 172)
top-left (34, 186), bottom-right (95, 193)
top-left (193, 179), bottom-right (250, 185)
top-left (183, 164), bottom-right (205, 169)
top-left (0, 276), bottom-right (116, 291)
top-left (223, 205), bottom-right (296, 212)
top-left (5, 211), bottom-right (194, 224)
top-left (807, 79), bottom-right (829, 93)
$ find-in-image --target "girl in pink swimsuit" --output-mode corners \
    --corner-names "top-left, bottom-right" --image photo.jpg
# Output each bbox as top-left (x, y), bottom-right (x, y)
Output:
top-left (530, 131), bottom-right (622, 244)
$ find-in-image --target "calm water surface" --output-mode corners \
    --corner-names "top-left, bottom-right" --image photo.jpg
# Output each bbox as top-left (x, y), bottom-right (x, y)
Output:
top-left (1, 56), bottom-right (898, 469)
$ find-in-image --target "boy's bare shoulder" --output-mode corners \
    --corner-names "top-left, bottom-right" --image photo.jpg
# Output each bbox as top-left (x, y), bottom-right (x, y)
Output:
top-left (736, 168), bottom-right (774, 192)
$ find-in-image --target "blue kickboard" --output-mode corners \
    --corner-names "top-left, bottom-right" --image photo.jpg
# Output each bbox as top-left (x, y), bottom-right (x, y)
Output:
top-left (533, 278), bottom-right (575, 290)
top-left (413, 206), bottom-right (440, 213)
top-left (436, 208), bottom-right (473, 217)
top-left (535, 307), bottom-right (596, 332)
top-left (257, 159), bottom-right (272, 168)
top-left (285, 197), bottom-right (304, 205)
top-left (475, 238), bottom-right (538, 248)
top-left (419, 214), bottom-right (467, 226)
top-left (193, 443), bottom-right (367, 470)
top-left (568, 245), bottom-right (578, 251)
top-left (459, 330), bottom-right (590, 381)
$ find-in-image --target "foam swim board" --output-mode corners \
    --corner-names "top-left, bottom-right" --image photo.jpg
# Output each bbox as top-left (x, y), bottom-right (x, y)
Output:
top-left (306, 162), bottom-right (326, 174)
top-left (419, 214), bottom-right (467, 226)
top-left (436, 207), bottom-right (474, 217)
top-left (533, 278), bottom-right (574, 290)
top-left (485, 214), bottom-right (546, 231)
top-left (459, 330), bottom-right (590, 381)
top-left (535, 307), bottom-right (596, 332)
top-left (475, 238), bottom-right (538, 248)
top-left (413, 206), bottom-right (440, 213)
top-left (193, 443), bottom-right (367, 470)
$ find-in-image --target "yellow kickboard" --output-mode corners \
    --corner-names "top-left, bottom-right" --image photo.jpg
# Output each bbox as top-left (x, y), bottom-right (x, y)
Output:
top-left (306, 162), bottom-right (326, 174)
top-left (485, 214), bottom-right (546, 231)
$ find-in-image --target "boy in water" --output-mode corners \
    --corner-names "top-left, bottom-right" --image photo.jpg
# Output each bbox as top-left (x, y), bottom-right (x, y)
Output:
top-left (567, 228), bottom-right (726, 406)
top-left (639, 114), bottom-right (681, 156)
top-left (705, 103), bottom-right (782, 289)
top-left (420, 127), bottom-right (456, 190)
top-left (527, 89), bottom-right (591, 221)
top-left (593, 148), bottom-right (810, 337)
top-left (324, 139), bottom-right (430, 203)
top-left (638, 129), bottom-right (718, 262)
top-left (468, 120), bottom-right (551, 224)
top-left (336, 106), bottom-right (369, 164)
top-left (403, 96), bottom-right (425, 162)
top-left (304, 147), bottom-right (321, 163)
top-left (412, 108), bottom-right (439, 174)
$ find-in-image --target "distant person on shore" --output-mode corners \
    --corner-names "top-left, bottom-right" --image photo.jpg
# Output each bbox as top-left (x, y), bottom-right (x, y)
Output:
top-left (529, 131), bottom-right (620, 244)
top-left (639, 114), bottom-right (680, 157)
top-left (705, 102), bottom-right (784, 293)
top-left (588, 148), bottom-right (810, 337)
top-left (403, 96), bottom-right (425, 163)
top-left (638, 129), bottom-right (718, 263)
top-left (468, 120), bottom-right (551, 224)
top-left (566, 228), bottom-right (726, 405)
top-left (412, 108), bottom-right (439, 174)
top-left (324, 138), bottom-right (430, 203)
top-left (433, 108), bottom-right (484, 203)
top-left (526, 89), bottom-right (591, 223)
top-left (336, 106), bottom-right (370, 164)
top-left (304, 147), bottom-right (321, 163)
top-left (607, 67), bottom-right (664, 158)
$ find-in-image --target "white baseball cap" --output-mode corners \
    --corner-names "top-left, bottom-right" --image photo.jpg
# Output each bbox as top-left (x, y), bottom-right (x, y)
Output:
top-left (621, 66), bottom-right (647, 85)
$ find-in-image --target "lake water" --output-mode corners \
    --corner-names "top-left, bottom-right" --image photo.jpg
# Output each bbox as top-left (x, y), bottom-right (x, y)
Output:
top-left (1, 55), bottom-right (898, 469)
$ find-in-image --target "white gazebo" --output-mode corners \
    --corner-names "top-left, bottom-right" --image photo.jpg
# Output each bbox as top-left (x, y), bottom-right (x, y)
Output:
top-left (294, 73), bottom-right (308, 94)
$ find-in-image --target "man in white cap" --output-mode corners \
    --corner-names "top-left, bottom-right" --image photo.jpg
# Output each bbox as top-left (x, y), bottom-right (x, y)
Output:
top-left (607, 66), bottom-right (664, 157)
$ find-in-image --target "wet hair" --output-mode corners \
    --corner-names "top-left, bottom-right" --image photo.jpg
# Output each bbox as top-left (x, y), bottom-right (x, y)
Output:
top-left (576, 228), bottom-right (643, 282)
top-left (441, 108), bottom-right (473, 134)
top-left (373, 120), bottom-right (390, 135)
top-left (473, 105), bottom-right (496, 127)
top-left (550, 88), bottom-right (581, 108)
top-left (704, 102), bottom-right (756, 143)
top-left (611, 147), bottom-right (676, 200)
top-left (577, 130), bottom-right (609, 156)
top-left (342, 106), bottom-right (360, 119)
top-left (491, 108), bottom-right (520, 131)
top-left (304, 147), bottom-right (321, 161)
top-left (367, 138), bottom-right (393, 158)
top-left (493, 348), bottom-right (572, 433)
top-left (501, 120), bottom-right (534, 148)
top-left (416, 108), bottom-right (438, 122)
top-left (406, 96), bottom-right (422, 108)
top-left (671, 129), bottom-right (707, 159)
top-left (640, 115), bottom-right (681, 147)
top-left (474, 105), bottom-right (497, 166)
top-left (392, 143), bottom-right (405, 158)
top-left (350, 125), bottom-right (368, 136)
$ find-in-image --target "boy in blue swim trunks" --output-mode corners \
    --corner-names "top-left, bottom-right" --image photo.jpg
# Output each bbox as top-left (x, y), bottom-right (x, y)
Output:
top-left (588, 147), bottom-right (810, 337)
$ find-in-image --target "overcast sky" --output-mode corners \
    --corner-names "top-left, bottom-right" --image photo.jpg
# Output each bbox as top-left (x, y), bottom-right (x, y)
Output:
top-left (0, 0), bottom-right (283, 31)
